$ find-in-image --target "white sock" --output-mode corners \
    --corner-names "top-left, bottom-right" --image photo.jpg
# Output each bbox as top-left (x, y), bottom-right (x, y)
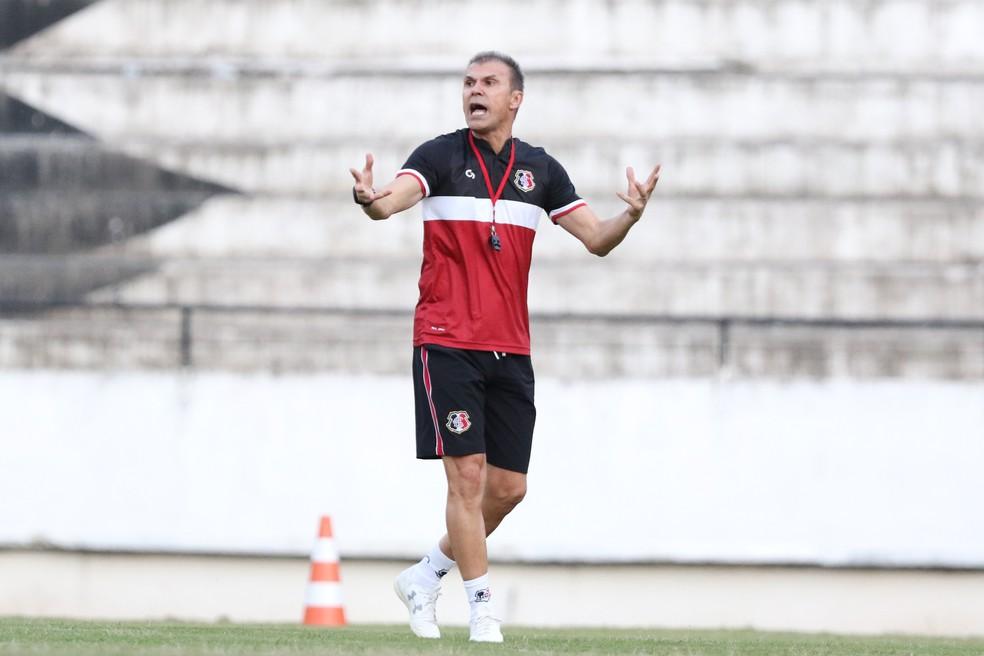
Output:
top-left (463, 573), bottom-right (494, 618)
top-left (411, 542), bottom-right (455, 587)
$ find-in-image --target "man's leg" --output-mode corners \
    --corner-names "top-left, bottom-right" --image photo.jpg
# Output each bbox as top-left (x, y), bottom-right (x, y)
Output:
top-left (451, 352), bottom-right (533, 642)
top-left (398, 460), bottom-right (522, 640)
top-left (437, 463), bottom-right (527, 559)
top-left (442, 453), bottom-right (489, 580)
top-left (397, 345), bottom-right (487, 639)
top-left (441, 460), bottom-right (524, 644)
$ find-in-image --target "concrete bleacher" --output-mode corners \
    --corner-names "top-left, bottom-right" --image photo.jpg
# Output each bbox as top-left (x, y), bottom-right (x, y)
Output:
top-left (3, 305), bottom-right (981, 379)
top-left (78, 257), bottom-right (981, 321)
top-left (1, 0), bottom-right (982, 377)
top-left (12, 0), bottom-right (984, 72)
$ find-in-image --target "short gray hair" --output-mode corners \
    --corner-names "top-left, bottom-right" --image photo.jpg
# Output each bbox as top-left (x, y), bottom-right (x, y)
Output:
top-left (468, 51), bottom-right (524, 92)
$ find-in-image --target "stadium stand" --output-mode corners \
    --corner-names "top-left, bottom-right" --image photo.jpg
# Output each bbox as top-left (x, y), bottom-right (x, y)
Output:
top-left (1, 0), bottom-right (982, 379)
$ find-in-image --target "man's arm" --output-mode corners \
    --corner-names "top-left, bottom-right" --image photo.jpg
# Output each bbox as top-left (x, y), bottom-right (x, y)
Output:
top-left (350, 153), bottom-right (424, 220)
top-left (557, 165), bottom-right (660, 256)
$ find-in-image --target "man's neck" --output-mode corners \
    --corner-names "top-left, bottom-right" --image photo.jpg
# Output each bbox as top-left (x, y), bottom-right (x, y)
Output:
top-left (471, 127), bottom-right (512, 155)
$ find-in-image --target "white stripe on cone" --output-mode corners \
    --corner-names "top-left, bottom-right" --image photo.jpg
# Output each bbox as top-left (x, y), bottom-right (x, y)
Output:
top-left (304, 582), bottom-right (344, 607)
top-left (311, 538), bottom-right (339, 563)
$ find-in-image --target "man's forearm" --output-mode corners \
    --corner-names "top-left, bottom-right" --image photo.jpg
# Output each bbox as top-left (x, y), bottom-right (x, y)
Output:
top-left (362, 197), bottom-right (393, 221)
top-left (356, 175), bottom-right (424, 221)
top-left (591, 209), bottom-right (640, 256)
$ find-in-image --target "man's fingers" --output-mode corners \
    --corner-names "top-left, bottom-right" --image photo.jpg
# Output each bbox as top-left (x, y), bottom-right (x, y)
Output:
top-left (373, 189), bottom-right (393, 200)
top-left (350, 168), bottom-right (363, 184)
top-left (646, 165), bottom-right (661, 189)
top-left (364, 153), bottom-right (375, 175)
top-left (616, 191), bottom-right (644, 210)
top-left (633, 180), bottom-right (649, 199)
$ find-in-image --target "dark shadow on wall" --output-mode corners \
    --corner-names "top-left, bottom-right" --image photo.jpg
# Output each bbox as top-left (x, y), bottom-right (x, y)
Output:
top-left (0, 0), bottom-right (99, 49)
top-left (0, 91), bottom-right (236, 303)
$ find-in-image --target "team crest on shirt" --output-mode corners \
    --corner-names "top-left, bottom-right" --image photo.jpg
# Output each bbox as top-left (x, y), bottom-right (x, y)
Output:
top-left (514, 169), bottom-right (535, 192)
top-left (446, 410), bottom-right (472, 434)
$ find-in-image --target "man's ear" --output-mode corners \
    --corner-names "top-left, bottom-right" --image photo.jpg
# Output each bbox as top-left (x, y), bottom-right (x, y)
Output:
top-left (509, 89), bottom-right (524, 111)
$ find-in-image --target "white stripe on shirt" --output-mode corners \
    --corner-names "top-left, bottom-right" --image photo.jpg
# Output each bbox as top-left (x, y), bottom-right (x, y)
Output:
top-left (396, 168), bottom-right (431, 197)
top-left (422, 196), bottom-right (542, 231)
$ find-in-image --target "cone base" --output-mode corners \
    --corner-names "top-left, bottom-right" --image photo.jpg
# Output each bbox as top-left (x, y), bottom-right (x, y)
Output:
top-left (304, 606), bottom-right (347, 626)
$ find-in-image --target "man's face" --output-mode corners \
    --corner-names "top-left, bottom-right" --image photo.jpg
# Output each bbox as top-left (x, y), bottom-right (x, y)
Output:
top-left (462, 60), bottom-right (523, 133)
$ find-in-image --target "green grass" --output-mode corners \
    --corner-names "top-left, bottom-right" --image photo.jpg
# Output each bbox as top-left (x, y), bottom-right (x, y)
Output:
top-left (1, 618), bottom-right (983, 656)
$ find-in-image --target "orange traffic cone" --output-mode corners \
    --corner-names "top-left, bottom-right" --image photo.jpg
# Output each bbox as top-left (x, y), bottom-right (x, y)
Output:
top-left (302, 515), bottom-right (347, 626)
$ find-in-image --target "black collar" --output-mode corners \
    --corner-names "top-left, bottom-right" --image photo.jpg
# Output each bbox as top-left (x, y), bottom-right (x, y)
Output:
top-left (469, 132), bottom-right (514, 162)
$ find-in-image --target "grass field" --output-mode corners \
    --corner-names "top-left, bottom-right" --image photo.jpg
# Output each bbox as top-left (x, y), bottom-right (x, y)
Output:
top-left (1, 619), bottom-right (983, 656)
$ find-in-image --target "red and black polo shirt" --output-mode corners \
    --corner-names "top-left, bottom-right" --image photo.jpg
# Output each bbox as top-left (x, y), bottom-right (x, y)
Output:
top-left (398, 128), bottom-right (586, 355)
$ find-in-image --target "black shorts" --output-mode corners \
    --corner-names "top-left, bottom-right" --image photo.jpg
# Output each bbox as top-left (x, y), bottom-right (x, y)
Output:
top-left (413, 344), bottom-right (536, 474)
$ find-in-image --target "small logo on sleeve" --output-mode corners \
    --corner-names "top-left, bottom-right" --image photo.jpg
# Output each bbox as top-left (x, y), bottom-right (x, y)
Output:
top-left (514, 169), bottom-right (535, 192)
top-left (446, 410), bottom-right (472, 434)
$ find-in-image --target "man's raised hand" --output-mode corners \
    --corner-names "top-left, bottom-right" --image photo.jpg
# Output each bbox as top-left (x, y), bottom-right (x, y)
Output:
top-left (350, 153), bottom-right (393, 206)
top-left (615, 164), bottom-right (660, 220)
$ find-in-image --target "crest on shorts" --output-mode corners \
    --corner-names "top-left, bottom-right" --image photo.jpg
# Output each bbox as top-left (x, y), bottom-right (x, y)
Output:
top-left (514, 169), bottom-right (535, 192)
top-left (446, 410), bottom-right (472, 434)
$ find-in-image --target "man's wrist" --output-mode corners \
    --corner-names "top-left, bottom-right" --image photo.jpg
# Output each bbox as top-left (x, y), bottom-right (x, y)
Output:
top-left (352, 186), bottom-right (376, 207)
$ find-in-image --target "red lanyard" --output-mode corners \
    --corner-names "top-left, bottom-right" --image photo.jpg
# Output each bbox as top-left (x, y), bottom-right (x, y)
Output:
top-left (467, 130), bottom-right (516, 229)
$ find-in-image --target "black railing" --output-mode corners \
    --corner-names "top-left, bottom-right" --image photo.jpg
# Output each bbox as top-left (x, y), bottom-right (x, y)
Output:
top-left (2, 299), bottom-right (982, 373)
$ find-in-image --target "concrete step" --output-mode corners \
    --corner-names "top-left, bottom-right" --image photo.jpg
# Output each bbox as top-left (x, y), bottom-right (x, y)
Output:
top-left (0, 190), bottom-right (227, 254)
top-left (0, 255), bottom-right (153, 303)
top-left (10, 0), bottom-right (984, 73)
top-left (0, 136), bottom-right (227, 193)
top-left (81, 257), bottom-right (984, 321)
top-left (116, 195), bottom-right (984, 264)
top-left (3, 68), bottom-right (982, 147)
top-left (1, 305), bottom-right (980, 380)
top-left (0, 305), bottom-right (183, 368)
top-left (103, 137), bottom-right (984, 199)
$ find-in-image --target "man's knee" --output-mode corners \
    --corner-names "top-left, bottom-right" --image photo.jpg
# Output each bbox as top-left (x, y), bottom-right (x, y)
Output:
top-left (444, 454), bottom-right (486, 506)
top-left (487, 477), bottom-right (526, 511)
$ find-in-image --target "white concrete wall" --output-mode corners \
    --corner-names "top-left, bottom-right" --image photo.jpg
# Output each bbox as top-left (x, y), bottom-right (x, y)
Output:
top-left (5, 551), bottom-right (984, 636)
top-left (2, 370), bottom-right (982, 567)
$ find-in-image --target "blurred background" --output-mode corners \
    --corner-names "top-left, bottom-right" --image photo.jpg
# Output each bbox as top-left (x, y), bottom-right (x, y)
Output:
top-left (1, 0), bottom-right (983, 636)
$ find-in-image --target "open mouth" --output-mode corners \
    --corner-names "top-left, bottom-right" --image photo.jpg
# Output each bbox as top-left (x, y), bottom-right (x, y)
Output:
top-left (469, 102), bottom-right (488, 118)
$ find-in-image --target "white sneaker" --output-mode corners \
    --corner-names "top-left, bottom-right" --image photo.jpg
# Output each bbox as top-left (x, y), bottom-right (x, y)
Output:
top-left (469, 608), bottom-right (503, 643)
top-left (393, 566), bottom-right (441, 639)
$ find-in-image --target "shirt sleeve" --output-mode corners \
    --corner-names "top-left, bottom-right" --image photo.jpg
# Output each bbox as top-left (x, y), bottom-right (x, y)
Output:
top-left (544, 156), bottom-right (587, 224)
top-left (398, 137), bottom-right (445, 198)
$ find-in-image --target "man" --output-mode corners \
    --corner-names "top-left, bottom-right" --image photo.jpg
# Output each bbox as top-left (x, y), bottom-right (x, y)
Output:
top-left (349, 51), bottom-right (659, 643)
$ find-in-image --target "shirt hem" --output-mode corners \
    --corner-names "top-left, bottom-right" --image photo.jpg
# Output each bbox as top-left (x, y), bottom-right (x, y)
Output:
top-left (414, 336), bottom-right (531, 356)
